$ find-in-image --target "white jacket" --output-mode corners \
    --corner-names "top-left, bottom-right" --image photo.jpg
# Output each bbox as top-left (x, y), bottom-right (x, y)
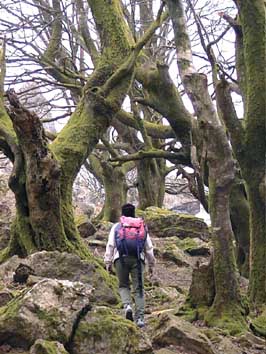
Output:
top-left (104, 222), bottom-right (156, 267)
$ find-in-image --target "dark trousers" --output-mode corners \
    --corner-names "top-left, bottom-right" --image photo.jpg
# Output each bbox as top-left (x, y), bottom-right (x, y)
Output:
top-left (114, 256), bottom-right (145, 320)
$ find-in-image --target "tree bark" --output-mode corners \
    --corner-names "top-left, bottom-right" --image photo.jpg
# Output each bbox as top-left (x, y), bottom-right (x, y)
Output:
top-left (238, 0), bottom-right (266, 308)
top-left (219, 0), bottom-right (266, 307)
top-left (229, 177), bottom-right (250, 278)
top-left (137, 158), bottom-right (165, 210)
top-left (167, 0), bottom-right (244, 331)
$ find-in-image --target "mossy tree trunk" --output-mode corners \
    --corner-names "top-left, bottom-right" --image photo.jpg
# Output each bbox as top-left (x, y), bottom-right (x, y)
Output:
top-left (137, 157), bottom-right (165, 210)
top-left (229, 177), bottom-right (250, 277)
top-left (237, 0), bottom-right (266, 308)
top-left (218, 0), bottom-right (265, 307)
top-left (88, 155), bottom-right (128, 223)
top-left (0, 0), bottom-right (139, 260)
top-left (167, 0), bottom-right (244, 330)
top-left (102, 163), bottom-right (128, 222)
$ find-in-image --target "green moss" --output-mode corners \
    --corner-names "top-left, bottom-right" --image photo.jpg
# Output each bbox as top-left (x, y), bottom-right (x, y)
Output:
top-left (250, 314), bottom-right (266, 338)
top-left (205, 304), bottom-right (247, 336)
top-left (0, 290), bottom-right (27, 318)
top-left (36, 308), bottom-right (68, 343)
top-left (74, 311), bottom-right (140, 353)
top-left (0, 247), bottom-right (10, 264)
top-left (92, 263), bottom-right (120, 305)
top-left (176, 238), bottom-right (199, 251)
top-left (175, 301), bottom-right (198, 323)
top-left (74, 214), bottom-right (88, 227)
top-left (32, 339), bottom-right (68, 354)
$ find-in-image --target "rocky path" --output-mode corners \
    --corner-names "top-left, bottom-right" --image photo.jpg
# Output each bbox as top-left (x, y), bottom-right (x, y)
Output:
top-left (0, 207), bottom-right (265, 353)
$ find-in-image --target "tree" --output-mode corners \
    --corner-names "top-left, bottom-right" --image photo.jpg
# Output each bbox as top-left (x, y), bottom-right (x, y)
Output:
top-left (0, 0), bottom-right (166, 260)
top-left (218, 0), bottom-right (265, 310)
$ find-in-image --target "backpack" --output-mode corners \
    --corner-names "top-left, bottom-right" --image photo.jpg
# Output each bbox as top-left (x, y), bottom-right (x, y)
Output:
top-left (114, 216), bottom-right (147, 259)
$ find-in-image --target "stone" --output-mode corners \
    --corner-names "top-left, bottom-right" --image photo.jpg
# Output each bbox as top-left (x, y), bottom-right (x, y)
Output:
top-left (176, 237), bottom-right (211, 257)
top-left (93, 222), bottom-right (113, 241)
top-left (0, 251), bottom-right (119, 304)
top-left (215, 337), bottom-right (242, 354)
top-left (71, 307), bottom-right (153, 354)
top-left (139, 207), bottom-right (210, 241)
top-left (13, 263), bottom-right (35, 284)
top-left (0, 278), bottom-right (94, 348)
top-left (75, 215), bottom-right (97, 238)
top-left (152, 313), bottom-right (216, 354)
top-left (160, 245), bottom-right (190, 267)
top-left (30, 339), bottom-right (68, 354)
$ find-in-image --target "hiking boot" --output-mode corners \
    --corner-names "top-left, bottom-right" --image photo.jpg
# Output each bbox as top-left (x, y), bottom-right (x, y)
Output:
top-left (125, 304), bottom-right (133, 321)
top-left (136, 317), bottom-right (145, 328)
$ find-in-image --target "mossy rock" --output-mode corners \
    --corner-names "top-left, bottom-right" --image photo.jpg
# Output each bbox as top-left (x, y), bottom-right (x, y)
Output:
top-left (0, 252), bottom-right (119, 305)
top-left (71, 307), bottom-right (153, 354)
top-left (30, 339), bottom-right (68, 354)
top-left (138, 207), bottom-right (210, 241)
top-left (159, 244), bottom-right (190, 267)
top-left (75, 214), bottom-right (96, 238)
top-left (176, 238), bottom-right (210, 256)
top-left (0, 279), bottom-right (94, 348)
top-left (152, 313), bottom-right (216, 354)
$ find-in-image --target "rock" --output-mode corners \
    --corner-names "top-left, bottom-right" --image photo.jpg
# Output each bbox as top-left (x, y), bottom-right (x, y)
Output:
top-left (71, 307), bottom-right (153, 354)
top-left (177, 238), bottom-right (211, 257)
top-left (75, 215), bottom-right (97, 238)
top-left (93, 222), bottom-right (113, 240)
top-left (0, 251), bottom-right (119, 305)
top-left (215, 337), bottom-right (242, 354)
top-left (13, 263), bottom-right (35, 284)
top-left (152, 313), bottom-right (216, 354)
top-left (0, 290), bottom-right (13, 307)
top-left (236, 331), bottom-right (266, 347)
top-left (30, 339), bottom-right (68, 354)
top-left (160, 245), bottom-right (190, 267)
top-left (139, 207), bottom-right (210, 241)
top-left (0, 278), bottom-right (93, 348)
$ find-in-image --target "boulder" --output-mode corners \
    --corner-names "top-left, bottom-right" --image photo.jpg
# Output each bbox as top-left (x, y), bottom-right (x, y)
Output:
top-left (30, 339), bottom-right (68, 354)
top-left (176, 238), bottom-right (211, 257)
top-left (215, 337), bottom-right (242, 354)
top-left (152, 313), bottom-right (216, 354)
top-left (75, 214), bottom-right (97, 238)
top-left (0, 251), bottom-right (119, 305)
top-left (71, 307), bottom-right (153, 354)
top-left (139, 207), bottom-right (210, 241)
top-left (0, 278), bottom-right (93, 348)
top-left (93, 222), bottom-right (113, 241)
top-left (158, 244), bottom-right (191, 267)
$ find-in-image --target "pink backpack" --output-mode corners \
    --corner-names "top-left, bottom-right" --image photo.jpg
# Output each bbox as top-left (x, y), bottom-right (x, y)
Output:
top-left (115, 216), bottom-right (147, 258)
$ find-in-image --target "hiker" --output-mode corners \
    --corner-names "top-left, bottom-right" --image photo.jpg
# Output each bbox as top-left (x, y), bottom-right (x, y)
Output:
top-left (104, 203), bottom-right (155, 328)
